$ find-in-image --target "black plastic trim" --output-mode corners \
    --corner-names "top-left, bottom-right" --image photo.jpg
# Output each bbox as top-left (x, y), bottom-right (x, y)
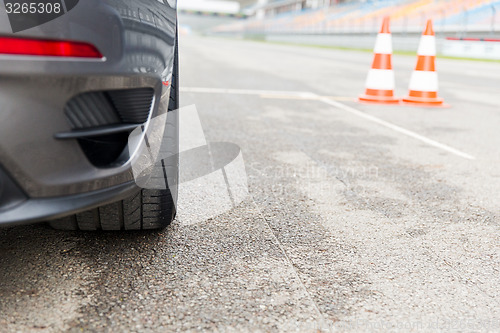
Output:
top-left (0, 181), bottom-right (139, 226)
top-left (54, 123), bottom-right (141, 140)
top-left (0, 165), bottom-right (27, 212)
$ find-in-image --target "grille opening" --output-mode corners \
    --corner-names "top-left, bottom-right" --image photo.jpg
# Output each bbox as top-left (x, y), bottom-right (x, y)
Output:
top-left (108, 88), bottom-right (155, 124)
top-left (65, 88), bottom-right (154, 129)
top-left (77, 133), bottom-right (130, 168)
top-left (62, 88), bottom-right (155, 168)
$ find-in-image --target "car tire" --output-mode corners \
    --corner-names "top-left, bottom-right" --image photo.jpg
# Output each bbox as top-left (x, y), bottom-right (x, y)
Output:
top-left (49, 25), bottom-right (180, 231)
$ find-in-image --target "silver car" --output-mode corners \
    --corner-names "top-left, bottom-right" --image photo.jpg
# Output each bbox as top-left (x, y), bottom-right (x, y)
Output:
top-left (0, 0), bottom-right (179, 230)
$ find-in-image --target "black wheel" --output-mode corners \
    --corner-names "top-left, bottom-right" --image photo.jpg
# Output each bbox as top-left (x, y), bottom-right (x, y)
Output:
top-left (49, 26), bottom-right (180, 231)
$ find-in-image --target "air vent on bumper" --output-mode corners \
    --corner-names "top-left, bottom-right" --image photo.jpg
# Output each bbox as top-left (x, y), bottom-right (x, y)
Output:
top-left (55, 88), bottom-right (155, 168)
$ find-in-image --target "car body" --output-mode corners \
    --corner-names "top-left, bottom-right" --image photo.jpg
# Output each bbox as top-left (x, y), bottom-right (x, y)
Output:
top-left (0, 0), bottom-right (179, 229)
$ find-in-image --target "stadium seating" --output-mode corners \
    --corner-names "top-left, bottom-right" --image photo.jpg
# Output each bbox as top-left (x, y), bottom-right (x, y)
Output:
top-left (214, 0), bottom-right (500, 34)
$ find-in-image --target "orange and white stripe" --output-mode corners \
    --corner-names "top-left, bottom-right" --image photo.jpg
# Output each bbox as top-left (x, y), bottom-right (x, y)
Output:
top-left (359, 17), bottom-right (399, 104)
top-left (402, 20), bottom-right (445, 106)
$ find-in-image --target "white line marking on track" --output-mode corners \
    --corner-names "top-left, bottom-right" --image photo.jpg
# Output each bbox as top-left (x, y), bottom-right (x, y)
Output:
top-left (181, 87), bottom-right (317, 99)
top-left (318, 97), bottom-right (476, 160)
top-left (182, 87), bottom-right (476, 160)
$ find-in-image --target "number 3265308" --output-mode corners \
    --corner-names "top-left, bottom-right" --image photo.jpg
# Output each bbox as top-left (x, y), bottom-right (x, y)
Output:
top-left (5, 2), bottom-right (62, 14)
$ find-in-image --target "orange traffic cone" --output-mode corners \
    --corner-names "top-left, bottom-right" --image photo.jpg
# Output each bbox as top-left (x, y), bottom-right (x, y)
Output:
top-left (402, 20), bottom-right (446, 106)
top-left (359, 17), bottom-right (399, 104)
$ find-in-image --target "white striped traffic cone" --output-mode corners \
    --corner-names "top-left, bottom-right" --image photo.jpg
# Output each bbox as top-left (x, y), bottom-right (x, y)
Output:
top-left (359, 17), bottom-right (399, 104)
top-left (402, 20), bottom-right (446, 106)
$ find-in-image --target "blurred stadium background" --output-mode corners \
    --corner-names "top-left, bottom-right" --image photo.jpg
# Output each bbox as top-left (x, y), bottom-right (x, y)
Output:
top-left (179, 0), bottom-right (500, 59)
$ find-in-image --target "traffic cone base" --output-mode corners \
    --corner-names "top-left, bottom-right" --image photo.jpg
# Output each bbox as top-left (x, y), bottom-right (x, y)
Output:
top-left (359, 90), bottom-right (399, 104)
top-left (402, 91), bottom-right (443, 105)
top-left (402, 91), bottom-right (449, 107)
top-left (401, 100), bottom-right (450, 108)
top-left (402, 96), bottom-right (444, 105)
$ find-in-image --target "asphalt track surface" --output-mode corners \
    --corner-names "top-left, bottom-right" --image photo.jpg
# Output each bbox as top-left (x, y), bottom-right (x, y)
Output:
top-left (1, 35), bottom-right (499, 332)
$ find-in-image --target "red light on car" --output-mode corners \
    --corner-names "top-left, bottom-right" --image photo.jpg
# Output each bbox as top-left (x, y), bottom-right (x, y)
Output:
top-left (0, 37), bottom-right (103, 58)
